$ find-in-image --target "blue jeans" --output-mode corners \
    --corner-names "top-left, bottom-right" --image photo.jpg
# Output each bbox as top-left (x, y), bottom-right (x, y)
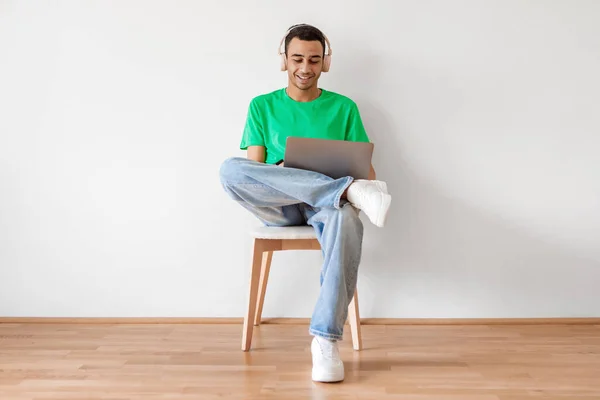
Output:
top-left (219, 157), bottom-right (364, 341)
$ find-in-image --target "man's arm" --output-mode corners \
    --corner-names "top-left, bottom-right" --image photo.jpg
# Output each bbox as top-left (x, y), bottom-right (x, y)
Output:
top-left (344, 102), bottom-right (375, 179)
top-left (369, 164), bottom-right (376, 180)
top-left (247, 146), bottom-right (266, 163)
top-left (240, 98), bottom-right (267, 162)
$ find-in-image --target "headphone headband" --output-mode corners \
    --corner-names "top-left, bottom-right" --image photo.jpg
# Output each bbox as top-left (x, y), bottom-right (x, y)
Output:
top-left (277, 24), bottom-right (332, 58)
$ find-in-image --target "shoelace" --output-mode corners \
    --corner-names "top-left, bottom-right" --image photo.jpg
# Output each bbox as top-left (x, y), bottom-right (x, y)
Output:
top-left (349, 184), bottom-right (369, 208)
top-left (319, 340), bottom-right (340, 360)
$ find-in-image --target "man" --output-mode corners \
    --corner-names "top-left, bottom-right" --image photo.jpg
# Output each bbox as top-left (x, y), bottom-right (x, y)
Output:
top-left (219, 24), bottom-right (391, 382)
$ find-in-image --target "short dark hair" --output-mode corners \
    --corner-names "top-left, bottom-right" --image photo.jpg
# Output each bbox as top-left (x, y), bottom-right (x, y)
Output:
top-left (284, 24), bottom-right (326, 57)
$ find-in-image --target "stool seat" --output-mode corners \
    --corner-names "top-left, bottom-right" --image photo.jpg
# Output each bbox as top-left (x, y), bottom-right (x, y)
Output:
top-left (251, 225), bottom-right (316, 240)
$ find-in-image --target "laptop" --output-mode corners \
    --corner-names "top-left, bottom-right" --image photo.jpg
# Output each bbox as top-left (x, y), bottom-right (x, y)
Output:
top-left (283, 137), bottom-right (374, 179)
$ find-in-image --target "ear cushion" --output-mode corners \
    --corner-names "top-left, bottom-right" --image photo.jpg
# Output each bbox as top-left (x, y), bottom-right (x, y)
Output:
top-left (280, 53), bottom-right (287, 71)
top-left (322, 54), bottom-right (331, 72)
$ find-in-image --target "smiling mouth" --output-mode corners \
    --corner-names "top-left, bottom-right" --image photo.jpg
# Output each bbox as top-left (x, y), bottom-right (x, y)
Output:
top-left (296, 75), bottom-right (313, 81)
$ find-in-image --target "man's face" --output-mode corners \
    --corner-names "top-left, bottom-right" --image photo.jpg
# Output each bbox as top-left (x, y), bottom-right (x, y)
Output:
top-left (286, 37), bottom-right (324, 91)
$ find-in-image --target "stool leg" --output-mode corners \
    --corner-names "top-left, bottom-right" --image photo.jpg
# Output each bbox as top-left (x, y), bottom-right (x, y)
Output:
top-left (254, 251), bottom-right (273, 326)
top-left (348, 288), bottom-right (363, 351)
top-left (242, 239), bottom-right (265, 351)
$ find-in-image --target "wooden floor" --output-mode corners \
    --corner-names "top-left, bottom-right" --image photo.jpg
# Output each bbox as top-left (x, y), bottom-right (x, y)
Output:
top-left (1, 323), bottom-right (599, 399)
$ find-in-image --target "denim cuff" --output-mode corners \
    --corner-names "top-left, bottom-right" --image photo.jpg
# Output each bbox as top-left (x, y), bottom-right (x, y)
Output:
top-left (309, 328), bottom-right (343, 341)
top-left (333, 176), bottom-right (354, 210)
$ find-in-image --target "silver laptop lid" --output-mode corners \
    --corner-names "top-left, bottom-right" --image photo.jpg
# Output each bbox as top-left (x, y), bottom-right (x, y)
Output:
top-left (284, 137), bottom-right (374, 180)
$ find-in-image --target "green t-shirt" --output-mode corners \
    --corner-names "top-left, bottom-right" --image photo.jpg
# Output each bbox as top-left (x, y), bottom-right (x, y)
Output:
top-left (240, 88), bottom-right (370, 165)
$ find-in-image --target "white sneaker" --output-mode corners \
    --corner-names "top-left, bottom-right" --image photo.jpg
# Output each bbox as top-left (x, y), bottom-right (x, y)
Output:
top-left (346, 180), bottom-right (391, 227)
top-left (374, 180), bottom-right (388, 193)
top-left (311, 336), bottom-right (344, 383)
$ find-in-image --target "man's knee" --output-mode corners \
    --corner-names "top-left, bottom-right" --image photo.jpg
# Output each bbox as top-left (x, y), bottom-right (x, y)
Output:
top-left (219, 157), bottom-right (247, 184)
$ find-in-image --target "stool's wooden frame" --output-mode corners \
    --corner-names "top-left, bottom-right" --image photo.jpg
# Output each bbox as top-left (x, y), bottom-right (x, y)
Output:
top-left (242, 237), bottom-right (363, 351)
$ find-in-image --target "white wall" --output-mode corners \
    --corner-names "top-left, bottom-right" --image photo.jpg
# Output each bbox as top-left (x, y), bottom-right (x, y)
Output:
top-left (1, 0), bottom-right (599, 318)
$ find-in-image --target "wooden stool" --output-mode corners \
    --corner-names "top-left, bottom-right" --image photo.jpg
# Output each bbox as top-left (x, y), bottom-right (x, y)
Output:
top-left (242, 225), bottom-right (363, 351)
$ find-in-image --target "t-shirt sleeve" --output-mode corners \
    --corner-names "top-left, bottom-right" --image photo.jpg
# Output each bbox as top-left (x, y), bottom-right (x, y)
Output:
top-left (345, 103), bottom-right (370, 143)
top-left (240, 99), bottom-right (265, 150)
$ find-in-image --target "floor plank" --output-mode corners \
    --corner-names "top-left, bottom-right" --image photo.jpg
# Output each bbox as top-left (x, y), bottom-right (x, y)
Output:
top-left (1, 323), bottom-right (599, 399)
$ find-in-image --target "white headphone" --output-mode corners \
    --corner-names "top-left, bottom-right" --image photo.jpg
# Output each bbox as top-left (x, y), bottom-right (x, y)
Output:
top-left (278, 24), bottom-right (332, 72)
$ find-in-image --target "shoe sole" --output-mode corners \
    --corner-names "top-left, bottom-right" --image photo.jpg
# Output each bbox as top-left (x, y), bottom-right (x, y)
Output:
top-left (312, 369), bottom-right (344, 383)
top-left (373, 193), bottom-right (392, 227)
